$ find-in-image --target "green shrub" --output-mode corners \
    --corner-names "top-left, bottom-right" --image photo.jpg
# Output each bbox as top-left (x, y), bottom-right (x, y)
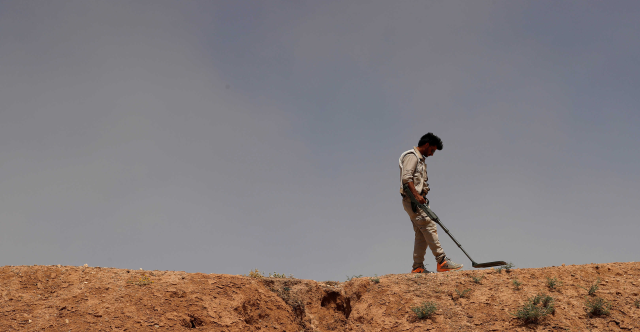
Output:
top-left (512, 293), bottom-right (554, 324)
top-left (512, 278), bottom-right (523, 290)
top-left (471, 275), bottom-right (484, 284)
top-left (455, 288), bottom-right (472, 298)
top-left (587, 278), bottom-right (601, 295)
top-left (579, 278), bottom-right (601, 295)
top-left (585, 297), bottom-right (611, 317)
top-left (495, 262), bottom-right (515, 274)
top-left (412, 301), bottom-right (438, 319)
top-left (369, 274), bottom-right (380, 284)
top-left (634, 299), bottom-right (639, 308)
top-left (505, 262), bottom-right (515, 272)
top-left (532, 293), bottom-right (555, 313)
top-left (546, 276), bottom-right (562, 290)
top-left (346, 274), bottom-right (363, 281)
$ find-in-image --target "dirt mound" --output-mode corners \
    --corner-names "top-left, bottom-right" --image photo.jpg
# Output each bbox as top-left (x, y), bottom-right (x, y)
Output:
top-left (1, 262), bottom-right (639, 331)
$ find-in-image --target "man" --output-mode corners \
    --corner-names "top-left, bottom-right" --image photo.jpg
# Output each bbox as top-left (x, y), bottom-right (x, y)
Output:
top-left (399, 132), bottom-right (463, 273)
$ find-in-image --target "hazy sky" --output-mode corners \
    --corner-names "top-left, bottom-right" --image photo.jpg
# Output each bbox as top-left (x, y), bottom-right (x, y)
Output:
top-left (1, 1), bottom-right (638, 281)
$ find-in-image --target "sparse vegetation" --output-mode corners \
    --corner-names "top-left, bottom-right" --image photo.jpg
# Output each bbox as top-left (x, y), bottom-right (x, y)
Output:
top-left (506, 262), bottom-right (515, 272)
top-left (7, 262), bottom-right (640, 330)
top-left (579, 278), bottom-right (601, 295)
top-left (247, 268), bottom-right (265, 278)
top-left (268, 284), bottom-right (304, 314)
top-left (532, 293), bottom-right (555, 313)
top-left (546, 276), bottom-right (562, 290)
top-left (269, 272), bottom-right (294, 278)
top-left (126, 274), bottom-right (153, 286)
top-left (471, 275), bottom-right (484, 284)
top-left (512, 278), bottom-right (523, 290)
top-left (346, 274), bottom-right (363, 281)
top-left (246, 269), bottom-right (294, 279)
top-left (585, 296), bottom-right (611, 317)
top-left (455, 288), bottom-right (472, 298)
top-left (495, 262), bottom-right (515, 273)
top-left (411, 301), bottom-right (438, 319)
top-left (512, 293), bottom-right (555, 324)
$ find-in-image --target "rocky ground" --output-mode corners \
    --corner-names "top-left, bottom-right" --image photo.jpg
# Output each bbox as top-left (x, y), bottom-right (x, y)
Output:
top-left (1, 262), bottom-right (639, 331)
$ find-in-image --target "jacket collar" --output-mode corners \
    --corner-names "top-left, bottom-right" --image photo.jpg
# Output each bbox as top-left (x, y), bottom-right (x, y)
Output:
top-left (413, 147), bottom-right (425, 161)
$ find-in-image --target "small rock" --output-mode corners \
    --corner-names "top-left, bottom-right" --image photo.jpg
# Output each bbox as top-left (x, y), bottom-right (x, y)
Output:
top-left (83, 264), bottom-right (88, 267)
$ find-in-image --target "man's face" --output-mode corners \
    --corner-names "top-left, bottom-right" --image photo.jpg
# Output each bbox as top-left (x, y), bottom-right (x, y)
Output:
top-left (425, 145), bottom-right (437, 157)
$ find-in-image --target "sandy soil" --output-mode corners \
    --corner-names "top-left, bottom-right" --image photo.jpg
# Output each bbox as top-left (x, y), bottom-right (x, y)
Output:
top-left (1, 262), bottom-right (639, 331)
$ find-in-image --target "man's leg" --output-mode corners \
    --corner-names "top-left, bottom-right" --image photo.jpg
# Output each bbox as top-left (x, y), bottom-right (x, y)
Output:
top-left (416, 216), bottom-right (463, 271)
top-left (415, 217), bottom-right (445, 259)
top-left (403, 197), bottom-right (462, 272)
top-left (412, 223), bottom-right (428, 270)
top-left (417, 213), bottom-right (463, 271)
top-left (403, 198), bottom-right (444, 269)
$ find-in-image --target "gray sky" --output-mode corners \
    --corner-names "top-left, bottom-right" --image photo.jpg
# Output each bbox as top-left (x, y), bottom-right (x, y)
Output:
top-left (1, 1), bottom-right (639, 281)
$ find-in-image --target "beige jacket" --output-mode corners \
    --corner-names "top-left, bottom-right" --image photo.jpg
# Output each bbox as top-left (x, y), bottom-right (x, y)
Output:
top-left (399, 147), bottom-right (429, 196)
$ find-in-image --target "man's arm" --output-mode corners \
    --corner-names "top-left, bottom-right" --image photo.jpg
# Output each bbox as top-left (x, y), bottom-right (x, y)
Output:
top-left (401, 154), bottom-right (426, 204)
top-left (407, 181), bottom-right (426, 204)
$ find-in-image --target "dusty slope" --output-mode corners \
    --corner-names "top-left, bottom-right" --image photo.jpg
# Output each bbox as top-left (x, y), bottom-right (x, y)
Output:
top-left (1, 262), bottom-right (639, 331)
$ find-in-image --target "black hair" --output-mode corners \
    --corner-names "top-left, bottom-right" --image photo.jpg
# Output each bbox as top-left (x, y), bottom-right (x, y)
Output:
top-left (418, 132), bottom-right (443, 150)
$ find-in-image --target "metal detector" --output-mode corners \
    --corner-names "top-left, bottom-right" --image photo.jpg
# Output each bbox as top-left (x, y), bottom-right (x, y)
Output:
top-left (403, 185), bottom-right (506, 268)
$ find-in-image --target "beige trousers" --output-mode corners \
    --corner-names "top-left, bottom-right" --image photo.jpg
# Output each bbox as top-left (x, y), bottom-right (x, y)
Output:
top-left (402, 197), bottom-right (445, 269)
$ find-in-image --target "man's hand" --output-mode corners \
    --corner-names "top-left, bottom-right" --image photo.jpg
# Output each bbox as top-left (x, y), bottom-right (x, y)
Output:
top-left (407, 182), bottom-right (426, 204)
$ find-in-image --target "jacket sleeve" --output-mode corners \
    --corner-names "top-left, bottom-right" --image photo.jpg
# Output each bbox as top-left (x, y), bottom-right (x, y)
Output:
top-left (401, 154), bottom-right (417, 184)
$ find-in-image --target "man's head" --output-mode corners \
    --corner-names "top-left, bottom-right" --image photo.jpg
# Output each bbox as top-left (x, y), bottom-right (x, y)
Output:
top-left (417, 132), bottom-right (443, 157)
